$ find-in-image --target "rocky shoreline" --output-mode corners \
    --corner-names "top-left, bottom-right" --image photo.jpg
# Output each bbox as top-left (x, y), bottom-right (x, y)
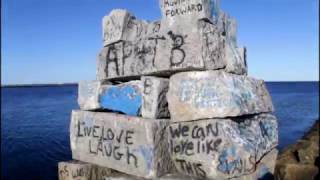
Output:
top-left (274, 119), bottom-right (319, 180)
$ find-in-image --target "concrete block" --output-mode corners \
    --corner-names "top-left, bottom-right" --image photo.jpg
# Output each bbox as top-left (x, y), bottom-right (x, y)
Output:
top-left (78, 81), bottom-right (110, 110)
top-left (141, 77), bottom-right (170, 119)
top-left (234, 149), bottom-right (278, 180)
top-left (98, 81), bottom-right (142, 116)
top-left (58, 161), bottom-right (113, 180)
top-left (58, 161), bottom-right (93, 180)
top-left (159, 0), bottom-right (214, 33)
top-left (97, 20), bottom-right (228, 80)
top-left (70, 110), bottom-right (174, 179)
top-left (168, 113), bottom-right (278, 179)
top-left (167, 71), bottom-right (274, 122)
top-left (102, 9), bottom-right (131, 46)
top-left (78, 79), bottom-right (169, 118)
top-left (102, 9), bottom-right (158, 47)
top-left (104, 172), bottom-right (199, 180)
top-left (225, 45), bottom-right (247, 75)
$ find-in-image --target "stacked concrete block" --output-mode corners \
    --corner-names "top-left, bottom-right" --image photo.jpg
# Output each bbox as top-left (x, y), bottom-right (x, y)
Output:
top-left (60, 0), bottom-right (278, 179)
top-left (78, 77), bottom-right (169, 118)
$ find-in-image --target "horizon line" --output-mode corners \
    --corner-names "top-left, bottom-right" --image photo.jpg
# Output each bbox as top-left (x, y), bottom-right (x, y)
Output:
top-left (1, 80), bottom-right (319, 88)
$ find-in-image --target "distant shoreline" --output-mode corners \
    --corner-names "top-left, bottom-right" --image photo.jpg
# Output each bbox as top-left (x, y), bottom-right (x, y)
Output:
top-left (1, 81), bottom-right (318, 88)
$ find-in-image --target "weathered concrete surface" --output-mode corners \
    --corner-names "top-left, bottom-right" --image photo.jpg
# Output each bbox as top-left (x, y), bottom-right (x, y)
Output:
top-left (233, 149), bottom-right (278, 180)
top-left (168, 113), bottom-right (278, 179)
top-left (70, 110), bottom-right (175, 179)
top-left (78, 79), bottom-right (169, 118)
top-left (104, 173), bottom-right (199, 180)
top-left (58, 161), bottom-right (93, 180)
top-left (78, 81), bottom-right (103, 110)
top-left (58, 161), bottom-right (113, 180)
top-left (141, 77), bottom-right (170, 119)
top-left (167, 71), bottom-right (274, 122)
top-left (159, 0), bottom-right (213, 33)
top-left (97, 8), bottom-right (247, 80)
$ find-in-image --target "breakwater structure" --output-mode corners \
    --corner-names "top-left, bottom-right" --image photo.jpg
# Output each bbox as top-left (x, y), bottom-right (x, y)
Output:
top-left (58, 0), bottom-right (279, 179)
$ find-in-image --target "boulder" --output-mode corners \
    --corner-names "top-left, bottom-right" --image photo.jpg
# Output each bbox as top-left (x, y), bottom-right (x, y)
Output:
top-left (167, 70), bottom-right (274, 122)
top-left (70, 110), bottom-right (174, 179)
top-left (275, 164), bottom-right (318, 180)
top-left (275, 120), bottom-right (319, 180)
top-left (168, 113), bottom-right (278, 179)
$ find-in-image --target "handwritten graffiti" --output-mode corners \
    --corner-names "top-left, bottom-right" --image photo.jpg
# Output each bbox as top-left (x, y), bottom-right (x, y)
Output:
top-left (104, 16), bottom-right (123, 43)
top-left (199, 20), bottom-right (225, 66)
top-left (169, 123), bottom-right (221, 156)
top-left (175, 159), bottom-right (206, 178)
top-left (77, 121), bottom-right (138, 168)
top-left (168, 31), bottom-right (186, 67)
top-left (105, 43), bottom-right (121, 77)
top-left (59, 165), bottom-right (91, 180)
top-left (217, 146), bottom-right (255, 175)
top-left (163, 0), bottom-right (204, 17)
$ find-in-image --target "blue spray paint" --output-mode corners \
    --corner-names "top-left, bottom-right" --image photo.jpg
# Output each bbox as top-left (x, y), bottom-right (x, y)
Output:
top-left (139, 146), bottom-right (154, 170)
top-left (99, 86), bottom-right (142, 116)
top-left (218, 145), bottom-right (241, 174)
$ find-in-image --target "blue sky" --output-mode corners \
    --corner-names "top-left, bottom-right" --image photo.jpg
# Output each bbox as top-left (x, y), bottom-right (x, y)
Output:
top-left (1, 0), bottom-right (319, 84)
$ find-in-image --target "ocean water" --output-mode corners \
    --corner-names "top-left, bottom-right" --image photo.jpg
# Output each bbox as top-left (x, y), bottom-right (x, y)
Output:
top-left (1, 82), bottom-right (319, 180)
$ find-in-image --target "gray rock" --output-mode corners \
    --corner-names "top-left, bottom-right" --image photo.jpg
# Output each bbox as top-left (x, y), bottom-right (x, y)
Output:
top-left (234, 149), bottom-right (278, 180)
top-left (102, 9), bottom-right (158, 47)
top-left (167, 71), bottom-right (274, 122)
top-left (159, 0), bottom-right (213, 33)
top-left (97, 20), bottom-right (228, 80)
top-left (141, 76), bottom-right (170, 119)
top-left (102, 9), bottom-right (131, 46)
top-left (58, 161), bottom-right (113, 180)
top-left (78, 81), bottom-right (110, 110)
top-left (70, 110), bottom-right (174, 179)
top-left (103, 172), bottom-right (199, 180)
top-left (168, 113), bottom-right (278, 179)
top-left (58, 161), bottom-right (93, 180)
top-left (78, 80), bottom-right (142, 116)
top-left (78, 79), bottom-right (169, 118)
top-left (98, 1), bottom-right (247, 80)
top-left (225, 45), bottom-right (247, 75)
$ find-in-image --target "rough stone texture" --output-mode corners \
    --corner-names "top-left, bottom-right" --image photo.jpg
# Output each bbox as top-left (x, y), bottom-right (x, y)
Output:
top-left (78, 79), bottom-right (169, 118)
top-left (167, 71), bottom-right (274, 122)
top-left (97, 6), bottom-right (247, 80)
top-left (234, 149), bottom-right (278, 180)
top-left (58, 161), bottom-right (93, 180)
top-left (275, 120), bottom-right (319, 180)
top-left (92, 165), bottom-right (114, 180)
top-left (97, 20), bottom-right (225, 80)
top-left (58, 161), bottom-right (113, 180)
top-left (159, 0), bottom-right (213, 33)
top-left (70, 110), bottom-right (175, 179)
top-left (168, 113), bottom-right (278, 179)
top-left (104, 173), bottom-right (200, 180)
top-left (275, 164), bottom-right (318, 180)
top-left (78, 81), bottom-right (103, 110)
top-left (141, 76), bottom-right (170, 119)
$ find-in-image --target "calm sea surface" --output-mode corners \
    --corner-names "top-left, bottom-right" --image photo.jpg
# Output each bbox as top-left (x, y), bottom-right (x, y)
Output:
top-left (1, 82), bottom-right (319, 180)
